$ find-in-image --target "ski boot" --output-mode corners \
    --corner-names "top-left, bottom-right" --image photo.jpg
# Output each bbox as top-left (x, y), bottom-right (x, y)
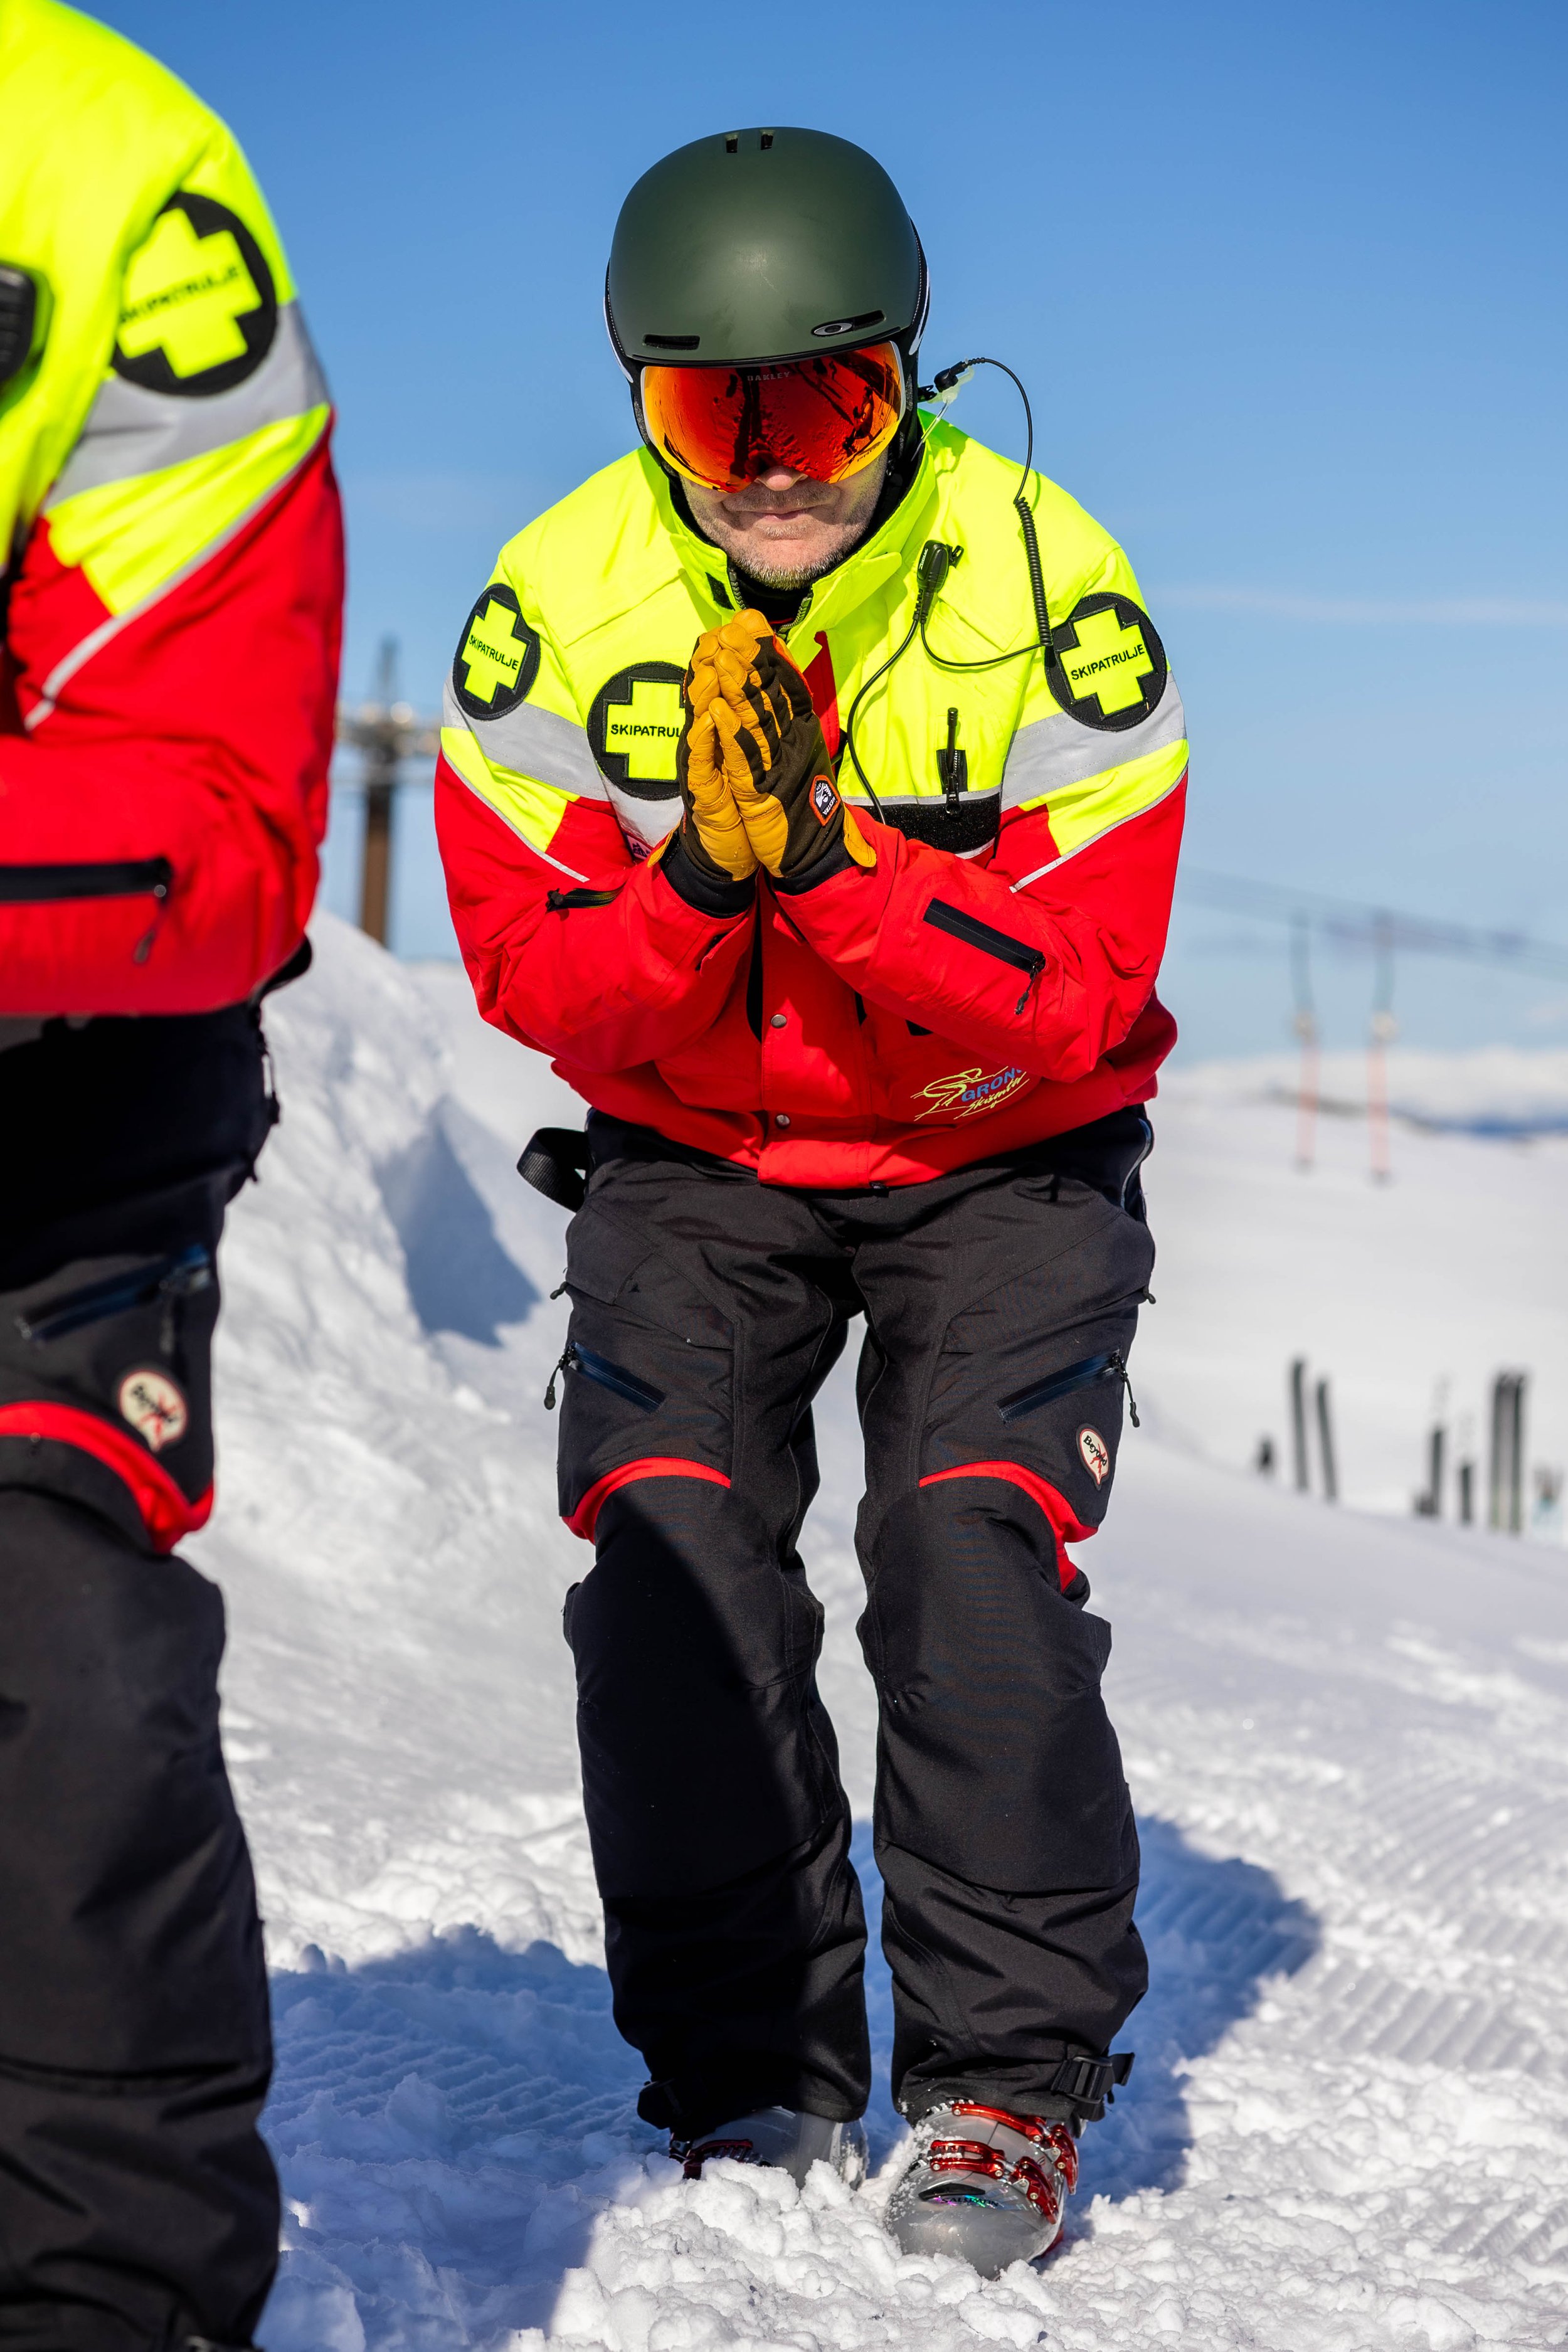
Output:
top-left (887, 2100), bottom-right (1079, 2274)
top-left (672, 2106), bottom-right (868, 2188)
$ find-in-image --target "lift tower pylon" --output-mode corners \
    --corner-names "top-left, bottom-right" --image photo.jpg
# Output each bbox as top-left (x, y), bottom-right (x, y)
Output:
top-left (335, 637), bottom-right (439, 946)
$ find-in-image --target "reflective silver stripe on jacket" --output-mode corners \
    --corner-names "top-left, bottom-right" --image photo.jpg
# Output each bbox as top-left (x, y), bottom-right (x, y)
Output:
top-left (45, 304), bottom-right (329, 507)
top-left (1000, 678), bottom-right (1188, 810)
top-left (441, 681), bottom-right (609, 799)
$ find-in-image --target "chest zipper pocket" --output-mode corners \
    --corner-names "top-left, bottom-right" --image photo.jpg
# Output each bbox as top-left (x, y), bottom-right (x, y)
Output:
top-left (0, 856), bottom-right (172, 904)
top-left (16, 1242), bottom-right (213, 1352)
top-left (923, 898), bottom-right (1046, 1016)
top-left (0, 857), bottom-right (174, 963)
top-left (999, 1348), bottom-right (1140, 1428)
top-left (544, 1340), bottom-right (666, 1413)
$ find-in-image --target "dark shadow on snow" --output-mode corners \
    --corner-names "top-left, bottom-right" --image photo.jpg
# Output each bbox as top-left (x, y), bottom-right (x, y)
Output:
top-left (854, 1811), bottom-right (1320, 2199)
top-left (379, 1110), bottom-right (537, 1344)
top-left (266, 1927), bottom-right (652, 2343)
top-left (1091, 1816), bottom-right (1320, 2200)
top-left (263, 1821), bottom-right (1318, 2342)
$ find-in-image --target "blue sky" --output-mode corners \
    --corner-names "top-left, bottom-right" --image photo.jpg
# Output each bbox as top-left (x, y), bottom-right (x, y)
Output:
top-left (105, 0), bottom-right (1568, 1057)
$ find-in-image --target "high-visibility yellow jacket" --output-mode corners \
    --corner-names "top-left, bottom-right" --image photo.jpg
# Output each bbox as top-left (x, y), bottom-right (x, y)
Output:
top-left (0, 0), bottom-right (342, 1016)
top-left (437, 420), bottom-right (1186, 1188)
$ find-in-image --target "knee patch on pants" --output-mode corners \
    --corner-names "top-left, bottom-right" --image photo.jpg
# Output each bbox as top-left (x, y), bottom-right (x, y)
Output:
top-left (0, 1490), bottom-right (268, 2074)
top-left (859, 1479), bottom-right (1135, 1893)
top-left (565, 1476), bottom-right (838, 1898)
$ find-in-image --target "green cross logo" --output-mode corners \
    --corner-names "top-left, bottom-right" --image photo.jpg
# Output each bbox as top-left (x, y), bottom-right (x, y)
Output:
top-left (602, 677), bottom-right (682, 782)
top-left (458, 598), bottom-right (526, 707)
top-left (1059, 606), bottom-right (1154, 717)
top-left (117, 207), bottom-right (261, 379)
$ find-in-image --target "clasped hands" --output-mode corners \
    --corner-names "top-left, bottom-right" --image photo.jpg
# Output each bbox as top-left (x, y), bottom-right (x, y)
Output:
top-left (674, 612), bottom-right (874, 889)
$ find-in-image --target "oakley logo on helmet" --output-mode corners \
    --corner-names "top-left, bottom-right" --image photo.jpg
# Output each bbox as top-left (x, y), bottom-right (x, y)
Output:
top-left (112, 192), bottom-right (277, 397)
top-left (1047, 595), bottom-right (1167, 733)
top-left (812, 309), bottom-right (885, 338)
top-left (452, 584), bottom-right (541, 719)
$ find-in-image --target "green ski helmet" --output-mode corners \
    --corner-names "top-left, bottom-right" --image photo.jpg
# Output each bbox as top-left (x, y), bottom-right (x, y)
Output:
top-left (606, 127), bottom-right (928, 458)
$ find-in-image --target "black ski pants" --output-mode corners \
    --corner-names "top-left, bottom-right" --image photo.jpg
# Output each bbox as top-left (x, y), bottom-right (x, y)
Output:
top-left (555, 1110), bottom-right (1154, 2139)
top-left (0, 1009), bottom-right (278, 2352)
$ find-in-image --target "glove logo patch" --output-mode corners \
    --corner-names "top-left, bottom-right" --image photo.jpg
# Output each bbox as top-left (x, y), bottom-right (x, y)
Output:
top-left (589, 662), bottom-right (686, 797)
top-left (810, 773), bottom-right (839, 825)
top-left (118, 1368), bottom-right (188, 1454)
top-left (452, 584), bottom-right (541, 719)
top-left (1079, 1425), bottom-right (1111, 1486)
top-left (112, 193), bottom-right (277, 398)
top-left (1047, 594), bottom-right (1167, 733)
top-left (915, 1062), bottom-right (1031, 1121)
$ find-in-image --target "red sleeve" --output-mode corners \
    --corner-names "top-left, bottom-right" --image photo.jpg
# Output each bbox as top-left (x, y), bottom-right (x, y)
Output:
top-left (435, 754), bottom-right (755, 1074)
top-left (779, 781), bottom-right (1187, 1086)
top-left (0, 438), bottom-right (342, 1015)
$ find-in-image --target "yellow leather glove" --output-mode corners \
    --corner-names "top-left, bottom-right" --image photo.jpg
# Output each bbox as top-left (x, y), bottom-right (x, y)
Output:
top-left (697, 612), bottom-right (875, 885)
top-left (674, 644), bottom-right (757, 884)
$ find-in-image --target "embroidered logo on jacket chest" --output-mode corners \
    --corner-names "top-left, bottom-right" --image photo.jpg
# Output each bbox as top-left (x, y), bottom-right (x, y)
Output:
top-left (915, 1063), bottom-right (1032, 1120)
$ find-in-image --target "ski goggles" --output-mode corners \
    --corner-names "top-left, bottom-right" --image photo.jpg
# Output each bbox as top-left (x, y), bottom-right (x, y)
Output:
top-left (638, 339), bottom-right (906, 492)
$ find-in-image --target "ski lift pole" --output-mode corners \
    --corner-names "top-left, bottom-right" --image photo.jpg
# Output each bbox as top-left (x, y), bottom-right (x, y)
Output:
top-left (1290, 1357), bottom-right (1310, 1492)
top-left (1315, 1375), bottom-right (1338, 1503)
top-left (334, 637), bottom-right (440, 949)
top-left (1509, 1372), bottom-right (1527, 1535)
top-left (1367, 912), bottom-right (1396, 1184)
top-left (1489, 1370), bottom-right (1528, 1534)
top-left (359, 640), bottom-right (400, 945)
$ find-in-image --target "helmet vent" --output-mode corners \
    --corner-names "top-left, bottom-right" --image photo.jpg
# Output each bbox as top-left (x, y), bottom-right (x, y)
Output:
top-left (760, 131), bottom-right (775, 149)
top-left (645, 332), bottom-right (700, 350)
top-left (811, 309), bottom-right (884, 339)
top-left (724, 133), bottom-right (739, 154)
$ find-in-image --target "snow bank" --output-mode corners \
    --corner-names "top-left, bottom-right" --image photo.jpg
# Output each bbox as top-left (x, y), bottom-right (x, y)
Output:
top-left (191, 920), bottom-right (1568, 2349)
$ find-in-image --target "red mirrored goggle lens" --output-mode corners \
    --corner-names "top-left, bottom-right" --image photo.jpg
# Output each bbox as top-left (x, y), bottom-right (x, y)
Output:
top-left (640, 341), bottom-right (905, 492)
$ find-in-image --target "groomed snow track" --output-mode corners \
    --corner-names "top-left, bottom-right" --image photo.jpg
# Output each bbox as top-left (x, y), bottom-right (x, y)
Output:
top-left (191, 919), bottom-right (1568, 2351)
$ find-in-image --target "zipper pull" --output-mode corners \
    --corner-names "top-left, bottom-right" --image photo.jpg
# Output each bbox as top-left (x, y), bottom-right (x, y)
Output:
top-left (544, 1341), bottom-right (576, 1411)
top-left (549, 1276), bottom-right (568, 1301)
top-left (1014, 953), bottom-right (1046, 1018)
top-left (132, 876), bottom-right (170, 965)
top-left (157, 1245), bottom-right (213, 1357)
top-left (1110, 1350), bottom-right (1141, 1429)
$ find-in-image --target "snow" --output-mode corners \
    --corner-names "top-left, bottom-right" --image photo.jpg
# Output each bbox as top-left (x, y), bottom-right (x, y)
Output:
top-left (191, 916), bottom-right (1568, 2350)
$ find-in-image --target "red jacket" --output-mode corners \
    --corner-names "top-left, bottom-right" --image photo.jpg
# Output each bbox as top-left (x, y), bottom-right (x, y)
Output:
top-left (0, 6), bottom-right (342, 1017)
top-left (437, 426), bottom-right (1185, 1188)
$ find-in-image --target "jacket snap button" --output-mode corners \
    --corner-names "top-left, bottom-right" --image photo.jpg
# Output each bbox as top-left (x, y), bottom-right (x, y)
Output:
top-left (774, 1112), bottom-right (791, 1128)
top-left (770, 1012), bottom-right (787, 1029)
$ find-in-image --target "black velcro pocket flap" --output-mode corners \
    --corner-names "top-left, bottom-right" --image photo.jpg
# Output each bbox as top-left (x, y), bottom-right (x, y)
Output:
top-left (565, 1203), bottom-right (731, 1345)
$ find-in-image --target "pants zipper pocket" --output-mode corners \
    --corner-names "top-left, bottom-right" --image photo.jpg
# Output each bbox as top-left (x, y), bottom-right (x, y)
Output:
top-left (999, 1348), bottom-right (1140, 1428)
top-left (14, 1242), bottom-right (213, 1348)
top-left (543, 1340), bottom-right (665, 1413)
top-left (923, 897), bottom-right (1046, 1015)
